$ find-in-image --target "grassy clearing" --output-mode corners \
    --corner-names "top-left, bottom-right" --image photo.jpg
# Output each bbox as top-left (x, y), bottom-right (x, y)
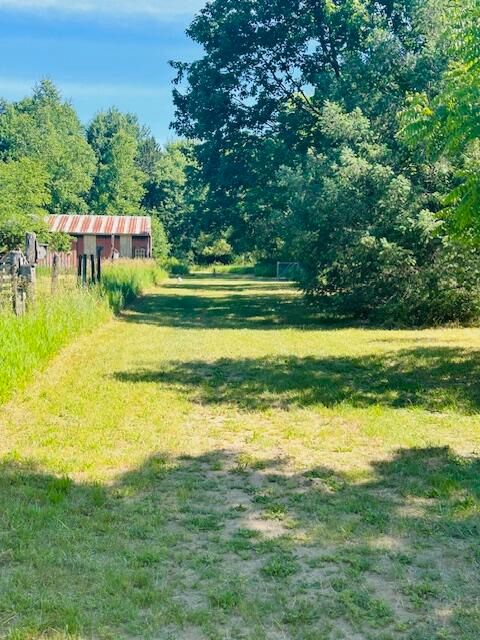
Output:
top-left (0, 276), bottom-right (479, 639)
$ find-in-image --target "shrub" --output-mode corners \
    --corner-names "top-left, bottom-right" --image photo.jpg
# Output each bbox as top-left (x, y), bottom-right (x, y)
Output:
top-left (193, 262), bottom-right (256, 275)
top-left (151, 217), bottom-right (170, 262)
top-left (163, 257), bottom-right (190, 276)
top-left (254, 263), bottom-right (277, 278)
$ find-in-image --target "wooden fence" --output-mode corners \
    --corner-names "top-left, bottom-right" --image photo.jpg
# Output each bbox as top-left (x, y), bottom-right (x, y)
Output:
top-left (0, 261), bottom-right (13, 308)
top-left (37, 249), bottom-right (77, 271)
top-left (0, 234), bottom-right (105, 315)
top-left (0, 243), bottom-right (36, 315)
top-left (77, 250), bottom-right (102, 285)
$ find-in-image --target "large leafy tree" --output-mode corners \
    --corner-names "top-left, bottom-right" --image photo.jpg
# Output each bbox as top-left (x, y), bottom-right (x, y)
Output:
top-left (173, 0), bottom-right (443, 143)
top-left (401, 0), bottom-right (480, 237)
top-left (171, 0), bottom-right (480, 324)
top-left (281, 102), bottom-right (480, 324)
top-left (0, 80), bottom-right (96, 214)
top-left (143, 141), bottom-right (206, 257)
top-left (0, 158), bottom-right (50, 251)
top-left (87, 109), bottom-right (146, 216)
top-left (172, 0), bottom-right (447, 247)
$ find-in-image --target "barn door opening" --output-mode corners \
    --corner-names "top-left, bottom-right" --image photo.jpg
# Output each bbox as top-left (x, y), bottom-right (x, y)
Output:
top-left (119, 236), bottom-right (132, 258)
top-left (84, 235), bottom-right (96, 255)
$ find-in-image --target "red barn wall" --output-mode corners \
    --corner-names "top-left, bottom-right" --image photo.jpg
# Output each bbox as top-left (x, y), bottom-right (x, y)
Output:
top-left (75, 236), bottom-right (83, 255)
top-left (75, 235), bottom-right (150, 259)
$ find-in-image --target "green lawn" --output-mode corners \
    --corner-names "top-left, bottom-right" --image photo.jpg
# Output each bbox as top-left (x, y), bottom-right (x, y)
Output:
top-left (1, 276), bottom-right (479, 640)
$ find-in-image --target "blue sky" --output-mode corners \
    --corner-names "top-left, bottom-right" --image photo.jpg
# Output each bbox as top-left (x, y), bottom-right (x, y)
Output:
top-left (0, 0), bottom-right (205, 142)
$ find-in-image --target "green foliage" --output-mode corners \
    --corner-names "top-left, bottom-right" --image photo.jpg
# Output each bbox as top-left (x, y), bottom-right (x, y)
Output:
top-left (195, 232), bottom-right (233, 264)
top-left (87, 109), bottom-right (146, 216)
top-left (163, 257), bottom-right (191, 275)
top-left (281, 103), bottom-right (480, 324)
top-left (47, 231), bottom-right (73, 254)
top-left (151, 216), bottom-right (170, 262)
top-left (171, 0), bottom-right (480, 325)
top-left (144, 141), bottom-right (205, 256)
top-left (0, 157), bottom-right (50, 251)
top-left (254, 263), bottom-right (277, 278)
top-left (0, 79), bottom-right (96, 214)
top-left (192, 262), bottom-right (256, 275)
top-left (401, 0), bottom-right (480, 237)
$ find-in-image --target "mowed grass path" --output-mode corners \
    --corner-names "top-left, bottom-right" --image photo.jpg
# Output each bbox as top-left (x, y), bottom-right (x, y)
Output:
top-left (1, 276), bottom-right (480, 640)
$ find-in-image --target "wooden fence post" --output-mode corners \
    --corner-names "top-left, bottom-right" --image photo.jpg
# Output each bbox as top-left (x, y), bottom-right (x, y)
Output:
top-left (20, 264), bottom-right (36, 309)
top-left (90, 254), bottom-right (95, 284)
top-left (10, 251), bottom-right (25, 316)
top-left (24, 233), bottom-right (37, 307)
top-left (82, 254), bottom-right (88, 286)
top-left (25, 232), bottom-right (37, 265)
top-left (52, 253), bottom-right (59, 294)
top-left (0, 262), bottom-right (12, 309)
top-left (96, 247), bottom-right (102, 284)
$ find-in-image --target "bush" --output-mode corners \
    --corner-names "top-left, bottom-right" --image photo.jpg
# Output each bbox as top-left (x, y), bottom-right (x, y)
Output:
top-left (0, 288), bottom-right (110, 404)
top-left (151, 216), bottom-right (170, 262)
top-left (254, 263), bottom-right (277, 278)
top-left (193, 262), bottom-right (255, 275)
top-left (195, 232), bottom-right (234, 265)
top-left (162, 257), bottom-right (190, 276)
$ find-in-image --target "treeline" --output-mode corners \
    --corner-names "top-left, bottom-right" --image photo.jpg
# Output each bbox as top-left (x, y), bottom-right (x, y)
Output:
top-left (0, 80), bottom-right (192, 260)
top-left (0, 79), bottom-right (230, 266)
top-left (170, 0), bottom-right (480, 325)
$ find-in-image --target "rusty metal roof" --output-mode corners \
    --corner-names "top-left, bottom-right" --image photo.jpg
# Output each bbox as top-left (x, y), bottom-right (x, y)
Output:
top-left (47, 215), bottom-right (152, 236)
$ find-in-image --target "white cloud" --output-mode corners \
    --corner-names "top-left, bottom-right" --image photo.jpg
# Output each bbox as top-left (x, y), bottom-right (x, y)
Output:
top-left (0, 77), bottom-right (170, 99)
top-left (0, 0), bottom-right (207, 19)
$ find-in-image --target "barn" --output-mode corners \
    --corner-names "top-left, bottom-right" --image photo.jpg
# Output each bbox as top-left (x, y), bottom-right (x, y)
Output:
top-left (45, 215), bottom-right (153, 266)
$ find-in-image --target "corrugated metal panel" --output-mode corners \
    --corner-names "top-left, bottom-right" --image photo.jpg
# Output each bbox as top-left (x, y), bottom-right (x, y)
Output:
top-left (47, 215), bottom-right (151, 236)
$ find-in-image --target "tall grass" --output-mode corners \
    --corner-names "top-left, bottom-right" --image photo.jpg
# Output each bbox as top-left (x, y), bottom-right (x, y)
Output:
top-left (0, 288), bottom-right (110, 404)
top-left (101, 260), bottom-right (167, 313)
top-left (0, 260), bottom-right (166, 405)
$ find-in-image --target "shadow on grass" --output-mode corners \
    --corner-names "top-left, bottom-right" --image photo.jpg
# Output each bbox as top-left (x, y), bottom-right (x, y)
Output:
top-left (121, 277), bottom-right (352, 330)
top-left (113, 347), bottom-right (480, 414)
top-left (0, 447), bottom-right (479, 638)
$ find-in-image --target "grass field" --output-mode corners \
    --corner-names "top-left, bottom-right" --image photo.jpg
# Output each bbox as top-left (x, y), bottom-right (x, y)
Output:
top-left (0, 260), bottom-right (164, 407)
top-left (0, 276), bottom-right (479, 640)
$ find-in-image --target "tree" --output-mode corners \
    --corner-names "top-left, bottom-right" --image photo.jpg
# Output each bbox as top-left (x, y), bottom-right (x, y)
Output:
top-left (173, 0), bottom-right (444, 143)
top-left (195, 232), bottom-right (233, 264)
top-left (144, 141), bottom-right (206, 257)
top-left (168, 0), bottom-right (480, 326)
top-left (0, 79), bottom-right (96, 214)
top-left (281, 102), bottom-right (480, 324)
top-left (171, 0), bottom-right (448, 254)
top-left (151, 217), bottom-right (170, 261)
top-left (87, 109), bottom-right (146, 216)
top-left (0, 158), bottom-right (50, 251)
top-left (401, 0), bottom-right (480, 237)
